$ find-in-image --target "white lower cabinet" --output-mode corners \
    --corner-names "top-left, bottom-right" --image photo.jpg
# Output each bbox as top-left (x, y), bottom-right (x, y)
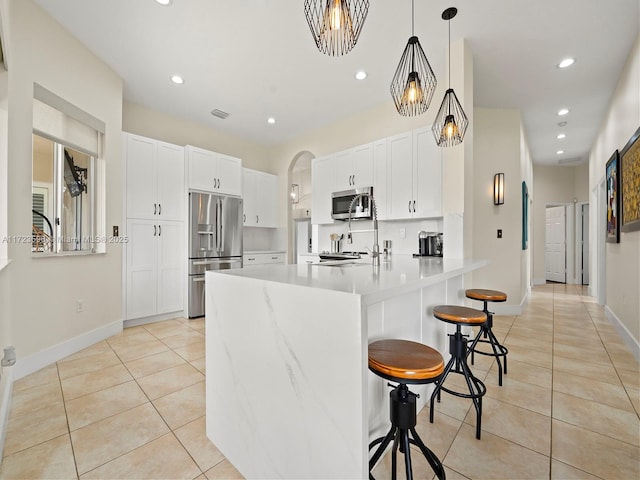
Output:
top-left (243, 252), bottom-right (285, 267)
top-left (126, 219), bottom-right (183, 320)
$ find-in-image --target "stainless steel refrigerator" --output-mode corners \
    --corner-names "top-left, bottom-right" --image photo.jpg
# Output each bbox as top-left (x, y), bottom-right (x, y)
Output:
top-left (188, 192), bottom-right (243, 318)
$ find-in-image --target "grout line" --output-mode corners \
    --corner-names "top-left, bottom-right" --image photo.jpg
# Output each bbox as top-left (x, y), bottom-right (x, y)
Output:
top-left (56, 361), bottom-right (80, 480)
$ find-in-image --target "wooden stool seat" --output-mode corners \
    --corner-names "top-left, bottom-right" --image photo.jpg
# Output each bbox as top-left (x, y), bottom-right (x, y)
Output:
top-left (433, 305), bottom-right (487, 325)
top-left (465, 288), bottom-right (510, 386)
top-left (369, 339), bottom-right (444, 382)
top-left (465, 289), bottom-right (507, 302)
top-left (368, 339), bottom-right (446, 480)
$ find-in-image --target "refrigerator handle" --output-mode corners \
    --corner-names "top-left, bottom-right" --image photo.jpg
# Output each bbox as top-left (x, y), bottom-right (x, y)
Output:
top-left (219, 198), bottom-right (224, 254)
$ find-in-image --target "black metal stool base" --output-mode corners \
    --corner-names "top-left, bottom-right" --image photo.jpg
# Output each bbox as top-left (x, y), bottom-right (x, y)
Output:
top-left (369, 384), bottom-right (445, 480)
top-left (468, 302), bottom-right (509, 386)
top-left (429, 327), bottom-right (486, 440)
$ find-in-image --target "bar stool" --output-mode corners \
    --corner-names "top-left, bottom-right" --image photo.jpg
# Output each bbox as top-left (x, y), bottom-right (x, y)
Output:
top-left (429, 305), bottom-right (487, 440)
top-left (368, 339), bottom-right (446, 480)
top-left (466, 289), bottom-right (509, 386)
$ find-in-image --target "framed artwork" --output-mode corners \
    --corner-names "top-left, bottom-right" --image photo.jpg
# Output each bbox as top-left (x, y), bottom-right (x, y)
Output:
top-left (522, 181), bottom-right (528, 250)
top-left (620, 126), bottom-right (640, 233)
top-left (605, 150), bottom-right (620, 243)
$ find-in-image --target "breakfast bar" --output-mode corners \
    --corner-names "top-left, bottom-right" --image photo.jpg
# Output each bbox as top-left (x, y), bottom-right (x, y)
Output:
top-left (205, 256), bottom-right (487, 479)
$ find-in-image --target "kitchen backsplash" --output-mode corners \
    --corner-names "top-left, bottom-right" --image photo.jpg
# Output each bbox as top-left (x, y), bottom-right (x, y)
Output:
top-left (315, 218), bottom-right (443, 256)
top-left (243, 227), bottom-right (287, 252)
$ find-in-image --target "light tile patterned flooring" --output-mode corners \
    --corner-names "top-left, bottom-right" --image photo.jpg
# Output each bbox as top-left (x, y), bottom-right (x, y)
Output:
top-left (1, 284), bottom-right (639, 479)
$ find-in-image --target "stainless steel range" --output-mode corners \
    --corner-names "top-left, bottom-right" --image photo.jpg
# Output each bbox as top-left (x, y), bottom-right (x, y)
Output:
top-left (188, 192), bottom-right (243, 318)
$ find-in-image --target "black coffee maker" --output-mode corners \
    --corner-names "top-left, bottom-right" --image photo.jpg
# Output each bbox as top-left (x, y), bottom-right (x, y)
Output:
top-left (417, 231), bottom-right (442, 256)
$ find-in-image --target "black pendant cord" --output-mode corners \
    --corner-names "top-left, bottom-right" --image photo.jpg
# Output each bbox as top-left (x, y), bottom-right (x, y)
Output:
top-left (411, 0), bottom-right (415, 36)
top-left (448, 15), bottom-right (451, 90)
top-left (411, 0), bottom-right (415, 71)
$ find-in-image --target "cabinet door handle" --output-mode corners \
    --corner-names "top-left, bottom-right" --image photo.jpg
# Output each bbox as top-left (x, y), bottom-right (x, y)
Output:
top-left (271, 256), bottom-right (279, 260)
top-left (158, 204), bottom-right (161, 215)
top-left (154, 203), bottom-right (157, 215)
top-left (256, 215), bottom-right (259, 223)
top-left (413, 200), bottom-right (416, 213)
top-left (154, 225), bottom-right (157, 236)
top-left (352, 174), bottom-right (355, 185)
top-left (158, 225), bottom-right (162, 236)
top-left (243, 214), bottom-right (246, 223)
top-left (408, 201), bottom-right (411, 213)
top-left (217, 178), bottom-right (221, 189)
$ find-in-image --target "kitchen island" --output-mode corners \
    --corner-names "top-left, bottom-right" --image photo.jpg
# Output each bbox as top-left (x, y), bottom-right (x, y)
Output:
top-left (205, 255), bottom-right (487, 479)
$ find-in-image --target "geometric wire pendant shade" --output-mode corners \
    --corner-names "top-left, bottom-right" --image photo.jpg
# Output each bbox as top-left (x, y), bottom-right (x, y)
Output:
top-left (432, 7), bottom-right (469, 147)
top-left (432, 88), bottom-right (469, 147)
top-left (390, 0), bottom-right (437, 116)
top-left (304, 0), bottom-right (370, 56)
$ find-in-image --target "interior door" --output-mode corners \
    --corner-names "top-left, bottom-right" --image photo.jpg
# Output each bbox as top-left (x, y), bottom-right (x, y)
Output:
top-left (545, 206), bottom-right (566, 283)
top-left (582, 204), bottom-right (590, 285)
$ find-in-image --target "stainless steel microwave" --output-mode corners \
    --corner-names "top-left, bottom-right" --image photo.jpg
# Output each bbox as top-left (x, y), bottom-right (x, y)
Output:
top-left (331, 187), bottom-right (373, 220)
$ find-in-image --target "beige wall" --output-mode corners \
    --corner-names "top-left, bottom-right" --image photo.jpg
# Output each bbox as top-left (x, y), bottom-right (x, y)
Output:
top-left (5, 0), bottom-right (123, 360)
top-left (122, 102), bottom-right (270, 172)
top-left (589, 34), bottom-right (640, 344)
top-left (531, 164), bottom-right (589, 284)
top-left (472, 108), bottom-right (532, 309)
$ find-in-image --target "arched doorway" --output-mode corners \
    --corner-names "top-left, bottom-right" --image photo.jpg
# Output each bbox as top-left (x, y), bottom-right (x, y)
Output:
top-left (287, 151), bottom-right (315, 263)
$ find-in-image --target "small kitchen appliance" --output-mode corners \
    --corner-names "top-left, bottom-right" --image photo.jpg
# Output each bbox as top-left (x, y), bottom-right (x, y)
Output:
top-left (415, 231), bottom-right (443, 257)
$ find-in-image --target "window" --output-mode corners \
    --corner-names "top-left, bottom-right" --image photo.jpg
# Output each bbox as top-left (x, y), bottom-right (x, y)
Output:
top-left (31, 84), bottom-right (104, 255)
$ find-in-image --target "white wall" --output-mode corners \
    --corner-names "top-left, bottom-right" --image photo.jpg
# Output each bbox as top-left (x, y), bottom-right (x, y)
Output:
top-left (472, 108), bottom-right (532, 311)
top-left (532, 164), bottom-right (589, 285)
top-left (589, 34), bottom-right (640, 345)
top-left (5, 0), bottom-right (123, 370)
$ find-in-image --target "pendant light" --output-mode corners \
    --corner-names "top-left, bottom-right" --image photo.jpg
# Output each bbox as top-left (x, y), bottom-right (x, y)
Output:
top-left (432, 7), bottom-right (469, 147)
top-left (390, 0), bottom-right (437, 116)
top-left (304, 0), bottom-right (369, 56)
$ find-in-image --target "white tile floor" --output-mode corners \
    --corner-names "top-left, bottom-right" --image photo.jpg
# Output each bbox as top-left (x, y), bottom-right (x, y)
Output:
top-left (1, 284), bottom-right (638, 479)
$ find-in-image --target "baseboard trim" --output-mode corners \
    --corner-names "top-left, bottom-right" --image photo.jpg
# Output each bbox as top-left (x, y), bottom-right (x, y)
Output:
top-left (0, 369), bottom-right (14, 465)
top-left (123, 311), bottom-right (184, 328)
top-left (13, 320), bottom-right (123, 381)
top-left (605, 306), bottom-right (640, 362)
top-left (533, 277), bottom-right (547, 286)
top-left (491, 291), bottom-right (529, 316)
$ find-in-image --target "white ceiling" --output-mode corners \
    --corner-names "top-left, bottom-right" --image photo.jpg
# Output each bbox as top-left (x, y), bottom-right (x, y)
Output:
top-left (34, 0), bottom-right (639, 165)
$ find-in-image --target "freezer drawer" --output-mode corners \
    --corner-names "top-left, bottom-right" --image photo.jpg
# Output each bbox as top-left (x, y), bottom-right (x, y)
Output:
top-left (188, 256), bottom-right (243, 318)
top-left (189, 257), bottom-right (242, 275)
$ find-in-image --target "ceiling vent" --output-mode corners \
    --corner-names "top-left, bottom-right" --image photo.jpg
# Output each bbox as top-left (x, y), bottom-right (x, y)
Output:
top-left (558, 156), bottom-right (582, 165)
top-left (211, 109), bottom-right (230, 119)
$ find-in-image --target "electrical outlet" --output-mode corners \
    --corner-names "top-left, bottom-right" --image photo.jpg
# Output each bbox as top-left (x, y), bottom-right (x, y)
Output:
top-left (76, 300), bottom-right (84, 313)
top-left (400, 228), bottom-right (406, 239)
top-left (113, 225), bottom-right (119, 237)
top-left (497, 229), bottom-right (503, 238)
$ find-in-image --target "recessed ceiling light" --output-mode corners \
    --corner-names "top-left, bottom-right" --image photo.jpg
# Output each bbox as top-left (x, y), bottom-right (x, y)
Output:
top-left (557, 133), bottom-right (566, 139)
top-left (170, 75), bottom-right (184, 84)
top-left (556, 150), bottom-right (565, 155)
top-left (558, 58), bottom-right (575, 68)
top-left (355, 71), bottom-right (367, 80)
top-left (557, 108), bottom-right (569, 116)
top-left (155, 0), bottom-right (172, 5)
top-left (267, 117), bottom-right (276, 124)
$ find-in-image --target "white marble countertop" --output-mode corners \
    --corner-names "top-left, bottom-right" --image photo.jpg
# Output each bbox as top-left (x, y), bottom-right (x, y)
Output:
top-left (213, 255), bottom-right (488, 303)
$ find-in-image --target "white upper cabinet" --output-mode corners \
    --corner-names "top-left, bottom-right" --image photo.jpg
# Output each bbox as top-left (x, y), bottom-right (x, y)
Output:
top-left (387, 128), bottom-right (442, 220)
top-left (243, 168), bottom-right (279, 227)
top-left (334, 143), bottom-right (373, 191)
top-left (387, 131), bottom-right (415, 220)
top-left (124, 133), bottom-right (184, 221)
top-left (413, 127), bottom-right (442, 218)
top-left (372, 139), bottom-right (389, 220)
top-left (186, 145), bottom-right (242, 196)
top-left (311, 155), bottom-right (335, 225)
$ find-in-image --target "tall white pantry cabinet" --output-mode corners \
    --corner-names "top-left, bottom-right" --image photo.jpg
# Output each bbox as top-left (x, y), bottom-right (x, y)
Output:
top-left (123, 133), bottom-right (185, 320)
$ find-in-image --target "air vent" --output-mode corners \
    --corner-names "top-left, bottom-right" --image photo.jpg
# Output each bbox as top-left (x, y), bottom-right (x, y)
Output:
top-left (211, 109), bottom-right (230, 119)
top-left (558, 157), bottom-right (581, 165)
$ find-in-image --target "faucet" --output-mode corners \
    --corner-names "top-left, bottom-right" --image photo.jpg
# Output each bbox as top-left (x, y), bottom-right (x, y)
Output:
top-left (347, 192), bottom-right (380, 267)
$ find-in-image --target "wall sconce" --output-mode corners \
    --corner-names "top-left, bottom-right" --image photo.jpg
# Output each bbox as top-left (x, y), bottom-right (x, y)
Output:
top-left (290, 184), bottom-right (300, 204)
top-left (494, 173), bottom-right (505, 205)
